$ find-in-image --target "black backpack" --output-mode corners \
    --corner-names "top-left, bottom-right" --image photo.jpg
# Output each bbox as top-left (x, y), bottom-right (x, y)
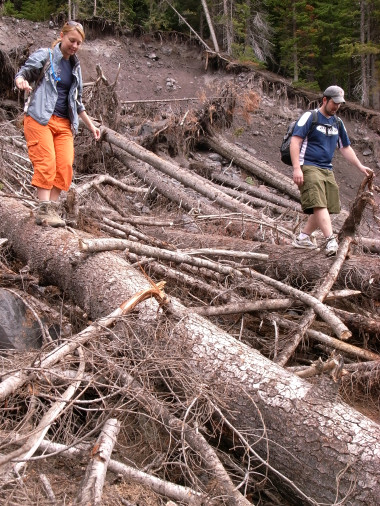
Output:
top-left (280, 109), bottom-right (318, 166)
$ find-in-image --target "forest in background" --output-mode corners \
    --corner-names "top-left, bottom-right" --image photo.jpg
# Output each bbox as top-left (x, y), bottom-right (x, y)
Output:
top-left (1, 0), bottom-right (380, 109)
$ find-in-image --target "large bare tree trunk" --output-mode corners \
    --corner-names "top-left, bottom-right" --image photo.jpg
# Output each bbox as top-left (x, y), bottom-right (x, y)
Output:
top-left (101, 126), bottom-right (272, 221)
top-left (108, 145), bottom-right (218, 216)
top-left (200, 0), bottom-right (220, 53)
top-left (0, 196), bottom-right (379, 505)
top-left (203, 130), bottom-right (301, 201)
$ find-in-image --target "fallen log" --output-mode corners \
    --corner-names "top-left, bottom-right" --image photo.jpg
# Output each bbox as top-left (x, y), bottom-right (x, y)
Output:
top-left (37, 439), bottom-right (202, 504)
top-left (79, 236), bottom-right (351, 340)
top-left (202, 129), bottom-right (301, 201)
top-left (332, 306), bottom-right (380, 336)
top-left (109, 145), bottom-right (218, 215)
top-left (192, 290), bottom-right (362, 317)
top-left (101, 127), bottom-right (263, 218)
top-left (190, 160), bottom-right (302, 211)
top-left (0, 197), bottom-right (379, 504)
top-left (159, 229), bottom-right (380, 299)
top-left (264, 314), bottom-right (379, 362)
top-left (103, 217), bottom-right (177, 250)
top-left (276, 177), bottom-right (375, 365)
top-left (126, 252), bottom-right (237, 303)
top-left (101, 126), bottom-right (293, 238)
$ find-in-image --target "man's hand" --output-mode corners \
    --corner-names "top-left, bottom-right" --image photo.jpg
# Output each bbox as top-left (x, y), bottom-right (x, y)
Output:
top-left (293, 166), bottom-right (304, 187)
top-left (340, 146), bottom-right (375, 177)
top-left (290, 135), bottom-right (304, 186)
top-left (358, 165), bottom-right (374, 177)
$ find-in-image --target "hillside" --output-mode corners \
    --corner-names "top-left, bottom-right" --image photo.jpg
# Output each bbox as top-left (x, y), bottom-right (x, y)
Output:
top-left (1, 16), bottom-right (379, 213)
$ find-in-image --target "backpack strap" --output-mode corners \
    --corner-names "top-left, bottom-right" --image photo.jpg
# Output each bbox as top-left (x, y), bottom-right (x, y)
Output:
top-left (24, 50), bottom-right (51, 113)
top-left (335, 116), bottom-right (343, 135)
top-left (34, 49), bottom-right (51, 88)
top-left (310, 109), bottom-right (318, 127)
top-left (305, 109), bottom-right (319, 137)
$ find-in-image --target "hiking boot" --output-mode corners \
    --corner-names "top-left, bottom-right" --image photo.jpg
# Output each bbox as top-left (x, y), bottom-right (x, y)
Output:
top-left (325, 235), bottom-right (338, 256)
top-left (292, 234), bottom-right (317, 249)
top-left (35, 201), bottom-right (65, 228)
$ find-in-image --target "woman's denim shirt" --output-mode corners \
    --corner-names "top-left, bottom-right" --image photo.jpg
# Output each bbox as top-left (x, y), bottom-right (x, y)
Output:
top-left (15, 44), bottom-right (85, 133)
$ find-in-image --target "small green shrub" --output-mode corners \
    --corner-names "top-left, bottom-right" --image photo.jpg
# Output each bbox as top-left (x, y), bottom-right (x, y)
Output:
top-left (234, 127), bottom-right (244, 137)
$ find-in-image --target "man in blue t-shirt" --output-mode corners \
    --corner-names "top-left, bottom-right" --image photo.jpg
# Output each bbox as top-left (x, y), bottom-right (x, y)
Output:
top-left (290, 85), bottom-right (373, 256)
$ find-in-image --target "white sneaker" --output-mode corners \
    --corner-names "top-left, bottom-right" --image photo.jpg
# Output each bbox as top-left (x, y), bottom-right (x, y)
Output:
top-left (292, 234), bottom-right (317, 249)
top-left (325, 236), bottom-right (338, 256)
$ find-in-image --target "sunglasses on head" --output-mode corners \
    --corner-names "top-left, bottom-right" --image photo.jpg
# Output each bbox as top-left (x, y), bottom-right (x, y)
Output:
top-left (66, 20), bottom-right (84, 30)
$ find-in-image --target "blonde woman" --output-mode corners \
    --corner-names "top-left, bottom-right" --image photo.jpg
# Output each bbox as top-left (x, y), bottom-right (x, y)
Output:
top-left (15, 21), bottom-right (100, 227)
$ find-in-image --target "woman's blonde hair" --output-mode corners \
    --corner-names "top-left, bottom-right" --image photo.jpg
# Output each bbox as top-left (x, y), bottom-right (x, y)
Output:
top-left (52, 21), bottom-right (85, 48)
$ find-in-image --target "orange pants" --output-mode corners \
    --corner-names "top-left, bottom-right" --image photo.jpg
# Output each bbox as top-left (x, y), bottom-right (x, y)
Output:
top-left (24, 115), bottom-right (74, 192)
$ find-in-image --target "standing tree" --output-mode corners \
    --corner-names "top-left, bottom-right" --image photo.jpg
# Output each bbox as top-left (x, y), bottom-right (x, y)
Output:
top-left (267, 0), bottom-right (318, 84)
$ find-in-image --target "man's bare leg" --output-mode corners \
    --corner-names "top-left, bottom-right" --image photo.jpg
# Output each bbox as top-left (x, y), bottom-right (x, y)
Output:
top-left (302, 207), bottom-right (333, 238)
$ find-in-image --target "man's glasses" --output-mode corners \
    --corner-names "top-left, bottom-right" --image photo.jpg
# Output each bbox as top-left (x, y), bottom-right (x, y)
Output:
top-left (66, 20), bottom-right (84, 31)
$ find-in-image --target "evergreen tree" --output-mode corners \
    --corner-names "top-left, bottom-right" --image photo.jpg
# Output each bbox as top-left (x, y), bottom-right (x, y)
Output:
top-left (266, 0), bottom-right (319, 87)
top-left (20, 0), bottom-right (55, 20)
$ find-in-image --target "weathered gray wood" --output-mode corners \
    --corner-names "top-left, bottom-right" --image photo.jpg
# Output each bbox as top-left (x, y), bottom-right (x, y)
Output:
top-left (37, 439), bottom-right (202, 504)
top-left (101, 126), bottom-right (291, 232)
top-left (203, 130), bottom-right (301, 201)
top-left (75, 419), bottom-right (120, 506)
top-left (158, 229), bottom-right (380, 299)
top-left (109, 145), bottom-right (218, 215)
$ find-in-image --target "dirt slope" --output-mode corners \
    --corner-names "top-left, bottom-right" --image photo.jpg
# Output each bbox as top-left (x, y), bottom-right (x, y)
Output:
top-left (2, 16), bottom-right (379, 210)
top-left (4, 17), bottom-right (380, 224)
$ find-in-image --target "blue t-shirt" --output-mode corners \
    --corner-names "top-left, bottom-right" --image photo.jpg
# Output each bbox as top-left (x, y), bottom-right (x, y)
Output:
top-left (53, 58), bottom-right (73, 118)
top-left (292, 110), bottom-right (350, 170)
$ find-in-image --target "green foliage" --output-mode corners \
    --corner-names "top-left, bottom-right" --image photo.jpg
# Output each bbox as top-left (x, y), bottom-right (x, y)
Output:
top-left (266, 0), bottom-right (380, 102)
top-left (140, 0), bottom-right (172, 32)
top-left (292, 80), bottom-right (320, 92)
top-left (2, 0), bottom-right (64, 20)
top-left (231, 43), bottom-right (258, 63)
top-left (234, 127), bottom-right (245, 137)
top-left (76, 0), bottom-right (135, 26)
top-left (20, 0), bottom-right (55, 21)
top-left (2, 0), bottom-right (21, 17)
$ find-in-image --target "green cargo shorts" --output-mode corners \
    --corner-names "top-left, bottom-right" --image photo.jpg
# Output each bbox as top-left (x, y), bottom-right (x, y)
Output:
top-left (300, 165), bottom-right (341, 215)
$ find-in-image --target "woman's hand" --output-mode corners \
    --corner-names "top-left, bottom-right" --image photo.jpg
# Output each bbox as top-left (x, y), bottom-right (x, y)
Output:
top-left (78, 111), bottom-right (101, 140)
top-left (15, 77), bottom-right (32, 93)
top-left (91, 125), bottom-right (101, 141)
